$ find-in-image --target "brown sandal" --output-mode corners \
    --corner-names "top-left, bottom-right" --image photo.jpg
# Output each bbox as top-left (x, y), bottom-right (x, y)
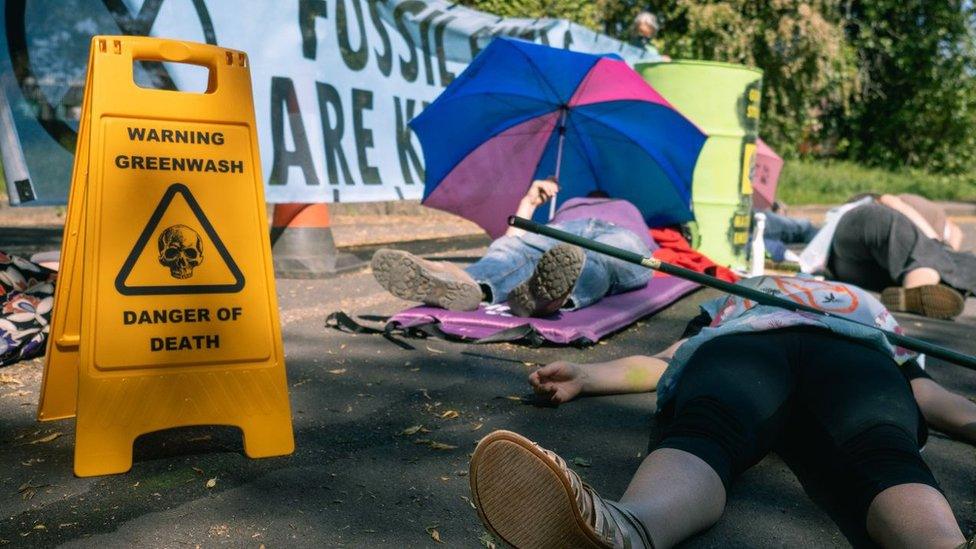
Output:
top-left (469, 430), bottom-right (653, 549)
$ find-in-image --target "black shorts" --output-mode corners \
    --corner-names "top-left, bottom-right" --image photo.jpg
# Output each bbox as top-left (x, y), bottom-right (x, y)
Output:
top-left (657, 326), bottom-right (938, 520)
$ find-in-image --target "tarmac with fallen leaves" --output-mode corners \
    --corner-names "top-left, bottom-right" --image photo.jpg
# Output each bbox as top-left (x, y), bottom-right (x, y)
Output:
top-left (1, 217), bottom-right (975, 548)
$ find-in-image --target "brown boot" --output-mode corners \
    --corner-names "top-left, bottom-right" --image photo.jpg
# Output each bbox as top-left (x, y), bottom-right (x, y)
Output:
top-left (470, 430), bottom-right (654, 549)
top-left (508, 244), bottom-right (585, 318)
top-left (880, 284), bottom-right (964, 320)
top-left (371, 249), bottom-right (482, 311)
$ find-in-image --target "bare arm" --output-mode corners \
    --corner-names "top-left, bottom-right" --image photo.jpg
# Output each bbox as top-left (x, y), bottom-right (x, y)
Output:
top-left (505, 178), bottom-right (559, 237)
top-left (911, 378), bottom-right (976, 445)
top-left (528, 338), bottom-right (686, 404)
top-left (878, 194), bottom-right (940, 241)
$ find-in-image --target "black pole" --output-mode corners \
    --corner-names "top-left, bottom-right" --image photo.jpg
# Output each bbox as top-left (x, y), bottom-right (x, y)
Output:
top-left (509, 215), bottom-right (976, 371)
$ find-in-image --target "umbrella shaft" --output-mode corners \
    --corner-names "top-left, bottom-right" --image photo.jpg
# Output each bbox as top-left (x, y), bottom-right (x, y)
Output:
top-left (550, 109), bottom-right (568, 221)
top-left (508, 215), bottom-right (976, 371)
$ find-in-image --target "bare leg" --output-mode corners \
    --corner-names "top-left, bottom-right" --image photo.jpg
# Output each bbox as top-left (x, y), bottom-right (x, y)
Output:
top-left (618, 448), bottom-right (726, 549)
top-left (946, 221), bottom-right (964, 252)
top-left (912, 378), bottom-right (976, 444)
top-left (903, 267), bottom-right (940, 288)
top-left (866, 483), bottom-right (964, 548)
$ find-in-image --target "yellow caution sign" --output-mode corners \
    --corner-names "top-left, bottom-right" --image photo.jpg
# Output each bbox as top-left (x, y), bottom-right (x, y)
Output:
top-left (38, 36), bottom-right (293, 477)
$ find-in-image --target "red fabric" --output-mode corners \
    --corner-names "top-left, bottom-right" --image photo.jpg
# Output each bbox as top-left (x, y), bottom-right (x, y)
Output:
top-left (649, 227), bottom-right (740, 283)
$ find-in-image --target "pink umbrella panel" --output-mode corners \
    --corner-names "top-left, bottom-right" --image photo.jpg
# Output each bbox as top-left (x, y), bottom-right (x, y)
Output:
top-left (752, 138), bottom-right (784, 211)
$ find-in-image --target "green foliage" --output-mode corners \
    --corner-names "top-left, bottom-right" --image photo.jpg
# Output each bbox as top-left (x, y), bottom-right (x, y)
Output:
top-left (455, 0), bottom-right (603, 31)
top-left (840, 1), bottom-right (976, 174)
top-left (652, 1), bottom-right (859, 160)
top-left (777, 160), bottom-right (976, 205)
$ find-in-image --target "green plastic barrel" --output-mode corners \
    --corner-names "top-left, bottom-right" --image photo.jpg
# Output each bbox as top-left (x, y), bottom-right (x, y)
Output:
top-left (635, 60), bottom-right (763, 269)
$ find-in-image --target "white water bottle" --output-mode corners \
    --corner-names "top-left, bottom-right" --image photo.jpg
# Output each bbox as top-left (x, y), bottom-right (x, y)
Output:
top-left (750, 212), bottom-right (766, 277)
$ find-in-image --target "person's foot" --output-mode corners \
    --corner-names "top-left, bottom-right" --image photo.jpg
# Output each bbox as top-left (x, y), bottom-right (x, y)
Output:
top-left (508, 244), bottom-right (585, 318)
top-left (881, 284), bottom-right (965, 320)
top-left (371, 249), bottom-right (482, 311)
top-left (469, 430), bottom-right (654, 549)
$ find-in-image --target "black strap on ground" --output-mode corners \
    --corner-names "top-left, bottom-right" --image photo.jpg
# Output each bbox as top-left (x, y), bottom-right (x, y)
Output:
top-left (325, 311), bottom-right (416, 350)
top-left (508, 215), bottom-right (976, 371)
top-left (325, 311), bottom-right (550, 347)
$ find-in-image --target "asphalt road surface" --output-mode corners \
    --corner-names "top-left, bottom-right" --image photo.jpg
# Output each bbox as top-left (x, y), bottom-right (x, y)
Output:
top-left (1, 238), bottom-right (975, 547)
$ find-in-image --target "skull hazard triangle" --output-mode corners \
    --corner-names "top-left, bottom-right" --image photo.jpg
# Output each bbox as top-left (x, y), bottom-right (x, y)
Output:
top-left (115, 183), bottom-right (245, 295)
top-left (37, 36), bottom-right (294, 477)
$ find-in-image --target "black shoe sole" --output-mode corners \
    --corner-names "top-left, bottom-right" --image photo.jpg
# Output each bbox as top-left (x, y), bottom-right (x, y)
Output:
top-left (508, 244), bottom-right (585, 318)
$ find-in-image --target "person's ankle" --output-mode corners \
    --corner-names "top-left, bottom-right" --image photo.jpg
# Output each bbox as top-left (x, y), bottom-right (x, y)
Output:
top-left (479, 284), bottom-right (493, 303)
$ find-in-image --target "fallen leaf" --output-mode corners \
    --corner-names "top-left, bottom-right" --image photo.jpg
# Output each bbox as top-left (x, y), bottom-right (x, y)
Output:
top-left (1, 390), bottom-right (30, 398)
top-left (425, 346), bottom-right (445, 354)
top-left (572, 457), bottom-right (592, 467)
top-left (292, 378), bottom-right (309, 387)
top-left (192, 467), bottom-right (205, 476)
top-left (439, 476), bottom-right (450, 481)
top-left (425, 525), bottom-right (443, 543)
top-left (0, 373), bottom-right (22, 387)
top-left (327, 369), bottom-right (347, 375)
top-left (502, 396), bottom-right (523, 402)
top-left (479, 532), bottom-right (497, 548)
top-left (428, 441), bottom-right (457, 451)
top-left (401, 425), bottom-right (424, 436)
top-left (28, 432), bottom-right (62, 445)
top-left (479, 531), bottom-right (497, 548)
top-left (470, 422), bottom-right (484, 431)
top-left (439, 410), bottom-right (459, 420)
top-left (32, 525), bottom-right (45, 531)
top-left (413, 439), bottom-right (457, 450)
top-left (205, 477), bottom-right (217, 489)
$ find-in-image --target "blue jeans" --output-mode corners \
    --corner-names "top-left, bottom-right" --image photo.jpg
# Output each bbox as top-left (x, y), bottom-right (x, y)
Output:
top-left (465, 218), bottom-right (652, 310)
top-left (762, 211), bottom-right (819, 244)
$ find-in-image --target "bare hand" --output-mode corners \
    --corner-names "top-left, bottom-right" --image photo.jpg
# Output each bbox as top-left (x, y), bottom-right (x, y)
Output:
top-left (521, 179), bottom-right (559, 208)
top-left (529, 361), bottom-right (585, 404)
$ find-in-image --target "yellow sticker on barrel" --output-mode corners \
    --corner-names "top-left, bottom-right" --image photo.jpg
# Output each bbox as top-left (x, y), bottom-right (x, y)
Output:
top-left (38, 36), bottom-right (293, 477)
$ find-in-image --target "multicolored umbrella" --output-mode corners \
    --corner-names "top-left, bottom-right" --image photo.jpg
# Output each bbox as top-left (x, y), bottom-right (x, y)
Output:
top-left (409, 38), bottom-right (707, 239)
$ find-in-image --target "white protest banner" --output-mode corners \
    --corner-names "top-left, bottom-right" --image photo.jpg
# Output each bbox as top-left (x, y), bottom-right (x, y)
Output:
top-left (0, 0), bottom-right (654, 205)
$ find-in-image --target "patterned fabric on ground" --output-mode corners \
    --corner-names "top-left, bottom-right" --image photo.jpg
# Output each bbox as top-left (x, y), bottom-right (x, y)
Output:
top-left (0, 252), bottom-right (56, 367)
top-left (656, 275), bottom-right (918, 411)
top-left (649, 227), bottom-right (740, 283)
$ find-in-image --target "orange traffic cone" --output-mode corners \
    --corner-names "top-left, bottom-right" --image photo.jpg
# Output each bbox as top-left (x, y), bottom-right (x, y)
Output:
top-left (270, 203), bottom-right (363, 278)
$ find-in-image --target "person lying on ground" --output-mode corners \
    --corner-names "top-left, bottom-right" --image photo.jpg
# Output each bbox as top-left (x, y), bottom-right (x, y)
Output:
top-left (827, 193), bottom-right (973, 319)
top-left (755, 209), bottom-right (819, 263)
top-left (468, 274), bottom-right (975, 549)
top-left (371, 179), bottom-right (654, 317)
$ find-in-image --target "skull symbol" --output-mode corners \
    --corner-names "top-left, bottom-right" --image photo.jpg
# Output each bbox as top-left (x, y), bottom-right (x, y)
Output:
top-left (157, 224), bottom-right (203, 279)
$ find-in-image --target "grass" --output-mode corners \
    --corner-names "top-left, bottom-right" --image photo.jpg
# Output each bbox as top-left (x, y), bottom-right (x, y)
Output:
top-left (776, 160), bottom-right (976, 205)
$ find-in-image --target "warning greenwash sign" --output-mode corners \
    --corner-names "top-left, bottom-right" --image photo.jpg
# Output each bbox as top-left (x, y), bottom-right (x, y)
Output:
top-left (0, 0), bottom-right (653, 206)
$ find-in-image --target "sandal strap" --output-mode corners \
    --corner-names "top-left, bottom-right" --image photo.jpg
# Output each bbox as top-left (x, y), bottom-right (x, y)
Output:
top-left (532, 441), bottom-right (653, 548)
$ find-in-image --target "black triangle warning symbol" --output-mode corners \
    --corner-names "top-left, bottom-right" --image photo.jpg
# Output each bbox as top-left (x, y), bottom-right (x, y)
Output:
top-left (115, 183), bottom-right (245, 296)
